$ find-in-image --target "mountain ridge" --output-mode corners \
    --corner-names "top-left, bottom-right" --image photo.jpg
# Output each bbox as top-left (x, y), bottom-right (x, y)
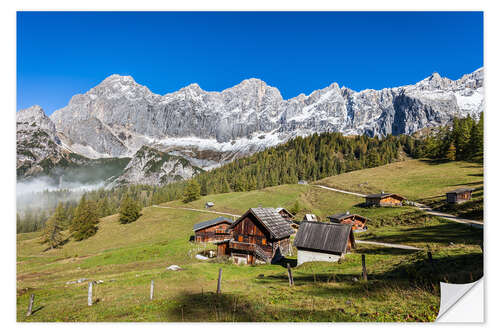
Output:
top-left (19, 68), bottom-right (484, 182)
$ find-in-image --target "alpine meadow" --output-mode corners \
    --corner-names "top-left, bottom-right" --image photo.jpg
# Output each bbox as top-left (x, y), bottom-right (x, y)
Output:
top-left (16, 11), bottom-right (484, 323)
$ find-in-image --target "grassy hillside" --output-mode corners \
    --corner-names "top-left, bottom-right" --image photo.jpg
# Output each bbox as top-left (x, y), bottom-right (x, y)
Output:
top-left (315, 159), bottom-right (482, 200)
top-left (17, 159), bottom-right (483, 322)
top-left (315, 159), bottom-right (483, 220)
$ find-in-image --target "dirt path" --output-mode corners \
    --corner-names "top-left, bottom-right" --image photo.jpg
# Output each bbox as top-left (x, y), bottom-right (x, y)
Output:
top-left (313, 184), bottom-right (483, 228)
top-left (356, 240), bottom-right (422, 250)
top-left (413, 203), bottom-right (483, 228)
top-left (313, 185), bottom-right (367, 197)
top-left (151, 205), bottom-right (240, 218)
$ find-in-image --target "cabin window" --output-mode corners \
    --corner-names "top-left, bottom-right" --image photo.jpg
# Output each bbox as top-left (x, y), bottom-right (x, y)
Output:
top-left (262, 238), bottom-right (266, 245)
top-left (238, 235), bottom-right (243, 242)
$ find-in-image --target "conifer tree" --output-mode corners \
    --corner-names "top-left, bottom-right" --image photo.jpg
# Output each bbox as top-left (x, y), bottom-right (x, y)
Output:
top-left (220, 177), bottom-right (230, 193)
top-left (71, 195), bottom-right (100, 241)
top-left (289, 200), bottom-right (301, 215)
top-left (119, 194), bottom-right (141, 224)
top-left (183, 179), bottom-right (201, 203)
top-left (446, 142), bottom-right (457, 161)
top-left (41, 203), bottom-right (65, 249)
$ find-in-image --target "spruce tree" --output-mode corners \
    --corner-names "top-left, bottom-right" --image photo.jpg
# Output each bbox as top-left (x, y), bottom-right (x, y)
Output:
top-left (41, 203), bottom-right (65, 249)
top-left (289, 200), bottom-right (301, 215)
top-left (446, 142), bottom-right (457, 161)
top-left (71, 195), bottom-right (100, 241)
top-left (183, 179), bottom-right (201, 203)
top-left (119, 194), bottom-right (141, 224)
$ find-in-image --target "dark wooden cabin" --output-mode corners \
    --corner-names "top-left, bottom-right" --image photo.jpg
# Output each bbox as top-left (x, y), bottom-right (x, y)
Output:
top-left (193, 217), bottom-right (233, 243)
top-left (446, 188), bottom-right (473, 204)
top-left (327, 212), bottom-right (369, 231)
top-left (365, 192), bottom-right (406, 207)
top-left (224, 207), bottom-right (295, 265)
top-left (276, 207), bottom-right (295, 222)
top-left (293, 222), bottom-right (355, 265)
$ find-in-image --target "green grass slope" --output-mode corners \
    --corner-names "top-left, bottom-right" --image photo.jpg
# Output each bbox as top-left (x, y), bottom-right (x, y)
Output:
top-left (17, 159), bottom-right (483, 322)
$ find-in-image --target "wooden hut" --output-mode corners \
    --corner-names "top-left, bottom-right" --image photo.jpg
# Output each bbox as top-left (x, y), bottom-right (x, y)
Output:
top-left (327, 211), bottom-right (369, 231)
top-left (365, 192), bottom-right (406, 207)
top-left (276, 207), bottom-right (295, 222)
top-left (193, 217), bottom-right (233, 243)
top-left (446, 188), bottom-right (473, 204)
top-left (205, 202), bottom-right (215, 209)
top-left (293, 222), bottom-right (355, 266)
top-left (226, 207), bottom-right (295, 265)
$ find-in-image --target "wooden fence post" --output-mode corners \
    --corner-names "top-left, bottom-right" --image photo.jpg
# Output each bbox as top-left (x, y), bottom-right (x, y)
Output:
top-left (150, 280), bottom-right (154, 300)
top-left (362, 254), bottom-right (368, 281)
top-left (217, 268), bottom-right (222, 295)
top-left (427, 251), bottom-right (434, 268)
top-left (287, 263), bottom-right (294, 286)
top-left (26, 294), bottom-right (34, 316)
top-left (88, 282), bottom-right (93, 306)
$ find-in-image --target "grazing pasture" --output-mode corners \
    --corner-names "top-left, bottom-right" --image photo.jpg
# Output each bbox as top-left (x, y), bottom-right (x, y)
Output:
top-left (17, 159), bottom-right (483, 322)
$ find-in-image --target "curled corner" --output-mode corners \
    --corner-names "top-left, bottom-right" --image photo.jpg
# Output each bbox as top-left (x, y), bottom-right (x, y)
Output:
top-left (436, 278), bottom-right (484, 322)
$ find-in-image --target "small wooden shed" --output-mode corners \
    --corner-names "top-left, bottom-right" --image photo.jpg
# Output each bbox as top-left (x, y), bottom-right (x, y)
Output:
top-left (365, 192), bottom-right (406, 207)
top-left (276, 207), bottom-right (295, 222)
top-left (446, 188), bottom-right (473, 204)
top-left (293, 222), bottom-right (355, 266)
top-left (193, 217), bottom-right (233, 243)
top-left (327, 212), bottom-right (369, 231)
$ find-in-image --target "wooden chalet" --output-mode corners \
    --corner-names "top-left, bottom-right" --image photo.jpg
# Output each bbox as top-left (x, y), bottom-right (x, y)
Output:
top-left (365, 192), bottom-right (406, 207)
top-left (193, 217), bottom-right (233, 243)
top-left (218, 207), bottom-right (295, 265)
top-left (327, 211), bottom-right (369, 231)
top-left (446, 188), bottom-right (473, 204)
top-left (276, 207), bottom-right (295, 222)
top-left (293, 222), bottom-right (355, 266)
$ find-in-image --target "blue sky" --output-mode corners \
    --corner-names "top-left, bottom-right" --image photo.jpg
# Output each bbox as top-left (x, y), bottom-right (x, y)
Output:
top-left (17, 11), bottom-right (483, 115)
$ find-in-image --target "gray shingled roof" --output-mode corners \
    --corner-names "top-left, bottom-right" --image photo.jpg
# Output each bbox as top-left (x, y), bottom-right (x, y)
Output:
top-left (193, 217), bottom-right (233, 231)
top-left (231, 208), bottom-right (294, 240)
top-left (327, 212), bottom-right (368, 222)
top-left (276, 207), bottom-right (294, 217)
top-left (293, 222), bottom-right (353, 254)
top-left (447, 188), bottom-right (474, 194)
top-left (366, 192), bottom-right (406, 200)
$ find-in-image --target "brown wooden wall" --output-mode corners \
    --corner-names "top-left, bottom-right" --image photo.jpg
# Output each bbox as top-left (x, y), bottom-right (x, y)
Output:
top-left (340, 217), bottom-right (366, 230)
top-left (232, 215), bottom-right (270, 247)
top-left (447, 191), bottom-right (472, 203)
top-left (366, 196), bottom-right (402, 206)
top-left (380, 196), bottom-right (403, 206)
top-left (195, 222), bottom-right (232, 243)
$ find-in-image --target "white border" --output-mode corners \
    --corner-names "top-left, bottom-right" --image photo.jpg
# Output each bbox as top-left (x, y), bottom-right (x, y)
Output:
top-left (3, 1), bottom-right (496, 331)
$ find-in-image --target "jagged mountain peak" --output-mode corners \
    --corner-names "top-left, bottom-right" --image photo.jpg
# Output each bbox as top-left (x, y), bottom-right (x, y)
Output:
top-left (87, 74), bottom-right (155, 100)
top-left (42, 67), bottom-right (483, 169)
top-left (17, 105), bottom-right (46, 119)
top-left (100, 74), bottom-right (137, 85)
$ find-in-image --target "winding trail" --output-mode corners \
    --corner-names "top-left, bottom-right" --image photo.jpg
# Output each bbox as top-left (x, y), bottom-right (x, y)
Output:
top-left (313, 185), bottom-right (367, 197)
top-left (313, 184), bottom-right (483, 228)
top-left (151, 205), bottom-right (240, 218)
top-left (356, 240), bottom-right (421, 251)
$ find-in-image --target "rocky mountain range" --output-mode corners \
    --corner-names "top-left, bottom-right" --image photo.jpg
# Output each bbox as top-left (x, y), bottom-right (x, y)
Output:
top-left (17, 68), bottom-right (484, 185)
